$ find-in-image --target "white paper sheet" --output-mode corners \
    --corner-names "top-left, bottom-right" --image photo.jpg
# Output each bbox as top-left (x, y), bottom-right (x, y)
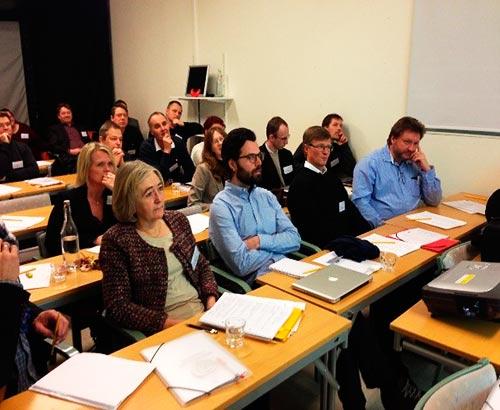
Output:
top-left (85, 245), bottom-right (101, 254)
top-left (0, 184), bottom-right (21, 196)
top-left (443, 200), bottom-right (486, 215)
top-left (362, 233), bottom-right (421, 257)
top-left (25, 177), bottom-right (63, 187)
top-left (390, 228), bottom-right (448, 246)
top-left (30, 353), bottom-right (154, 410)
top-left (1, 215), bottom-right (45, 233)
top-left (187, 213), bottom-right (210, 235)
top-left (313, 251), bottom-right (382, 275)
top-left (19, 263), bottom-right (52, 289)
top-left (269, 258), bottom-right (321, 278)
top-left (200, 292), bottom-right (305, 341)
top-left (406, 211), bottom-right (466, 230)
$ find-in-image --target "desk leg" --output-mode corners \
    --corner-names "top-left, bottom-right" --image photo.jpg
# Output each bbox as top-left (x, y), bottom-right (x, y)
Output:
top-left (314, 347), bottom-right (341, 410)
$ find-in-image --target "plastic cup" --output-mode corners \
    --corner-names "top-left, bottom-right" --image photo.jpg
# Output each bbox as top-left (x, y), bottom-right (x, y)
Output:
top-left (225, 317), bottom-right (245, 349)
top-left (380, 251), bottom-right (398, 272)
top-left (52, 263), bottom-right (67, 283)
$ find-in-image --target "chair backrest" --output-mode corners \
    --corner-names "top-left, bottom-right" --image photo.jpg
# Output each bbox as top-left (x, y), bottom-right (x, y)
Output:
top-left (436, 241), bottom-right (479, 274)
top-left (36, 231), bottom-right (49, 259)
top-left (415, 359), bottom-right (496, 410)
top-left (0, 193), bottom-right (51, 214)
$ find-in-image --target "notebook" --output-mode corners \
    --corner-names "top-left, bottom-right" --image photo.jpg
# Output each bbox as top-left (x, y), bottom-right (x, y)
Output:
top-left (292, 264), bottom-right (373, 303)
top-left (269, 257), bottom-right (321, 278)
top-left (406, 211), bottom-right (466, 230)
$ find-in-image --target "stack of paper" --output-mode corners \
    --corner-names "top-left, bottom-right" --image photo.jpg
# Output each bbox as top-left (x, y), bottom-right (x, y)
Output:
top-left (187, 213), bottom-right (210, 235)
top-left (85, 245), bottom-right (101, 254)
top-left (19, 263), bottom-right (52, 289)
top-left (389, 228), bottom-right (449, 246)
top-left (1, 215), bottom-right (45, 233)
top-left (443, 200), bottom-right (486, 215)
top-left (30, 353), bottom-right (154, 409)
top-left (312, 251), bottom-right (382, 275)
top-left (200, 292), bottom-right (306, 341)
top-left (406, 211), bottom-right (466, 229)
top-left (25, 177), bottom-right (63, 187)
top-left (362, 233), bottom-right (420, 257)
top-left (0, 184), bottom-right (21, 196)
top-left (141, 332), bottom-right (250, 405)
top-left (269, 257), bottom-right (321, 278)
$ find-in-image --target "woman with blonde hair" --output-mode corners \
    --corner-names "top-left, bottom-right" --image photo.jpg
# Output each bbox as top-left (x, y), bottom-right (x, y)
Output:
top-left (45, 142), bottom-right (117, 255)
top-left (100, 161), bottom-right (218, 334)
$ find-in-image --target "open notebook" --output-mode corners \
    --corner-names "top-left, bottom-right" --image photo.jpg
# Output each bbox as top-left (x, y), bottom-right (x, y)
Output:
top-left (269, 257), bottom-right (321, 278)
top-left (141, 332), bottom-right (250, 405)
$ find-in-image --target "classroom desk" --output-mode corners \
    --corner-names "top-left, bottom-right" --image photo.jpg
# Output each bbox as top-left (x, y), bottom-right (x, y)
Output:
top-left (257, 224), bottom-right (438, 317)
top-left (390, 300), bottom-right (500, 372)
top-left (3, 285), bottom-right (352, 410)
top-left (1, 205), bottom-right (53, 237)
top-left (164, 184), bottom-right (189, 208)
top-left (0, 174), bottom-right (77, 201)
top-left (385, 192), bottom-right (487, 240)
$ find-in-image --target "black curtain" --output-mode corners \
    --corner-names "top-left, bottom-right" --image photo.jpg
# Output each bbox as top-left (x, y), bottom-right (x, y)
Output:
top-left (17, 0), bottom-right (114, 136)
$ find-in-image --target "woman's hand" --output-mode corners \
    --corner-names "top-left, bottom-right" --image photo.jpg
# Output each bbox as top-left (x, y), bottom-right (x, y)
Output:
top-left (102, 172), bottom-right (116, 190)
top-left (206, 295), bottom-right (216, 310)
top-left (163, 317), bottom-right (182, 329)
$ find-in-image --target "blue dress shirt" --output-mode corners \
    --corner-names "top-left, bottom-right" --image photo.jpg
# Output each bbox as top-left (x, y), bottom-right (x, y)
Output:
top-left (352, 146), bottom-right (442, 227)
top-left (209, 182), bottom-right (301, 283)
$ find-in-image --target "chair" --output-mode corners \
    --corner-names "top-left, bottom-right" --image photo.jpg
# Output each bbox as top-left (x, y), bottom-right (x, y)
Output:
top-left (0, 193), bottom-right (51, 214)
top-left (36, 231), bottom-right (49, 259)
top-left (288, 240), bottom-right (322, 260)
top-left (436, 241), bottom-right (480, 275)
top-left (415, 359), bottom-right (497, 410)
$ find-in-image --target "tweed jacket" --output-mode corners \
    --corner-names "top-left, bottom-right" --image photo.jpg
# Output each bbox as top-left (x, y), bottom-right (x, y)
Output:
top-left (100, 211), bottom-right (218, 334)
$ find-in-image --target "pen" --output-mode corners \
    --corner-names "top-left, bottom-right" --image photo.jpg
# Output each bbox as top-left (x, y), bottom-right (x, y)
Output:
top-left (186, 323), bottom-right (218, 334)
top-left (50, 313), bottom-right (61, 357)
top-left (412, 217), bottom-right (432, 221)
top-left (372, 241), bottom-right (395, 244)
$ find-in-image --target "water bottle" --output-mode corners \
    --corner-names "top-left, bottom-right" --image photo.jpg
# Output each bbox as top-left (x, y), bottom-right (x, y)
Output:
top-left (60, 200), bottom-right (80, 272)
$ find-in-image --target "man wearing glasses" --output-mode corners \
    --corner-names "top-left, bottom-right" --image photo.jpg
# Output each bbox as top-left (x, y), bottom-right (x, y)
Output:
top-left (258, 116), bottom-right (294, 201)
top-left (352, 116), bottom-right (442, 227)
top-left (209, 127), bottom-right (300, 285)
top-left (288, 126), bottom-right (370, 248)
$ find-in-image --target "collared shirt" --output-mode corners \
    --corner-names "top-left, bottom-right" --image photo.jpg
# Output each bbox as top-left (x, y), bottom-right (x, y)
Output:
top-left (304, 160), bottom-right (327, 175)
top-left (265, 142), bottom-right (285, 186)
top-left (209, 182), bottom-right (301, 283)
top-left (64, 125), bottom-right (84, 149)
top-left (352, 145), bottom-right (442, 227)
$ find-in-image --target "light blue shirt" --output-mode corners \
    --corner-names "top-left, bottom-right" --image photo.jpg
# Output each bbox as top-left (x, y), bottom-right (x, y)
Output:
top-left (209, 182), bottom-right (301, 283)
top-left (352, 146), bottom-right (442, 227)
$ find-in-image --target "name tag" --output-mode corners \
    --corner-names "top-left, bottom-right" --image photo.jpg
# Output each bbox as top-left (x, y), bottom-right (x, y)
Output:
top-left (106, 195), bottom-right (113, 205)
top-left (330, 158), bottom-right (340, 167)
top-left (81, 131), bottom-right (88, 137)
top-left (191, 246), bottom-right (200, 270)
top-left (283, 164), bottom-right (293, 175)
top-left (339, 201), bottom-right (346, 213)
top-left (21, 133), bottom-right (29, 140)
top-left (12, 160), bottom-right (24, 169)
top-left (169, 162), bottom-right (179, 172)
top-left (127, 149), bottom-right (136, 155)
top-left (171, 141), bottom-right (176, 149)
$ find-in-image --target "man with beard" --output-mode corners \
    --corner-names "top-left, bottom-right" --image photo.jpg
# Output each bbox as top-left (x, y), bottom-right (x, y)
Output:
top-left (209, 127), bottom-right (300, 285)
top-left (352, 116), bottom-right (442, 227)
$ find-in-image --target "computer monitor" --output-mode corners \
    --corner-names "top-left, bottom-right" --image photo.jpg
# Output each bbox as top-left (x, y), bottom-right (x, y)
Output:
top-left (185, 65), bottom-right (209, 97)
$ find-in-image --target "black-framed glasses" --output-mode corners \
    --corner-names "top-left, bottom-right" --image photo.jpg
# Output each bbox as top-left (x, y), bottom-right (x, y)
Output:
top-left (307, 143), bottom-right (333, 152)
top-left (238, 152), bottom-right (264, 163)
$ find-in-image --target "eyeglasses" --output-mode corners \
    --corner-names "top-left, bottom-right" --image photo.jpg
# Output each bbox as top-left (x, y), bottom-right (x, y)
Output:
top-left (238, 152), bottom-right (264, 163)
top-left (308, 143), bottom-right (333, 152)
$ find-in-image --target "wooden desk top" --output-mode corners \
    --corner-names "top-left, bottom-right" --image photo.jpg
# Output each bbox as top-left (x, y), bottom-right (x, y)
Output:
top-left (257, 224), bottom-right (437, 315)
top-left (385, 192), bottom-right (487, 240)
top-left (0, 174), bottom-right (77, 200)
top-left (1, 205), bottom-right (53, 236)
top-left (390, 300), bottom-right (500, 370)
top-left (164, 185), bottom-right (189, 206)
top-left (3, 285), bottom-right (351, 410)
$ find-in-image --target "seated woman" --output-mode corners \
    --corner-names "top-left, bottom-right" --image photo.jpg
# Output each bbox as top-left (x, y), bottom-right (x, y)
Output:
top-left (188, 127), bottom-right (227, 209)
top-left (45, 142), bottom-right (117, 256)
top-left (100, 161), bottom-right (218, 334)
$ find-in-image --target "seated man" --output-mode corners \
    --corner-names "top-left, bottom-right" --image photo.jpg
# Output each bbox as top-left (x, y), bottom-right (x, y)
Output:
top-left (99, 120), bottom-right (124, 167)
top-left (258, 116), bottom-right (295, 199)
top-left (47, 103), bottom-right (88, 175)
top-left (352, 116), bottom-right (442, 227)
top-left (0, 223), bottom-right (69, 398)
top-left (165, 100), bottom-right (203, 142)
top-left (0, 108), bottom-right (45, 160)
top-left (288, 126), bottom-right (370, 248)
top-left (110, 104), bottom-right (143, 160)
top-left (0, 112), bottom-right (39, 182)
top-left (139, 111), bottom-right (195, 183)
top-left (293, 113), bottom-right (356, 182)
top-left (113, 99), bottom-right (142, 133)
top-left (209, 127), bottom-right (300, 284)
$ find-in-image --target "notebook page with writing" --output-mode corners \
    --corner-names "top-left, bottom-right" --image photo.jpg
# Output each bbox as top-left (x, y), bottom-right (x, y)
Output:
top-left (406, 211), bottom-right (466, 229)
top-left (443, 200), bottom-right (486, 215)
top-left (390, 227), bottom-right (448, 246)
top-left (200, 292), bottom-right (305, 341)
top-left (141, 332), bottom-right (250, 405)
top-left (362, 233), bottom-right (420, 257)
top-left (30, 353), bottom-right (155, 410)
top-left (269, 258), bottom-right (321, 278)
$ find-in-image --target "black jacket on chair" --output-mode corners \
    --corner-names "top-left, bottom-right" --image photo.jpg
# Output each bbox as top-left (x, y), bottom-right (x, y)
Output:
top-left (258, 143), bottom-right (295, 191)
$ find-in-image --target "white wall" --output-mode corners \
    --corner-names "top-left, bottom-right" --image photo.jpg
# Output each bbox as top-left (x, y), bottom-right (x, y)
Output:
top-left (110, 0), bottom-right (500, 197)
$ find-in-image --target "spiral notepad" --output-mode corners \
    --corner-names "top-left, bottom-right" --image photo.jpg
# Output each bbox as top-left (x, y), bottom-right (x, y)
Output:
top-left (269, 258), bottom-right (321, 278)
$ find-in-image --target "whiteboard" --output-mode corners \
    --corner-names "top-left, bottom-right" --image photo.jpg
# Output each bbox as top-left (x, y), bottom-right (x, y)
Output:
top-left (407, 0), bottom-right (500, 134)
